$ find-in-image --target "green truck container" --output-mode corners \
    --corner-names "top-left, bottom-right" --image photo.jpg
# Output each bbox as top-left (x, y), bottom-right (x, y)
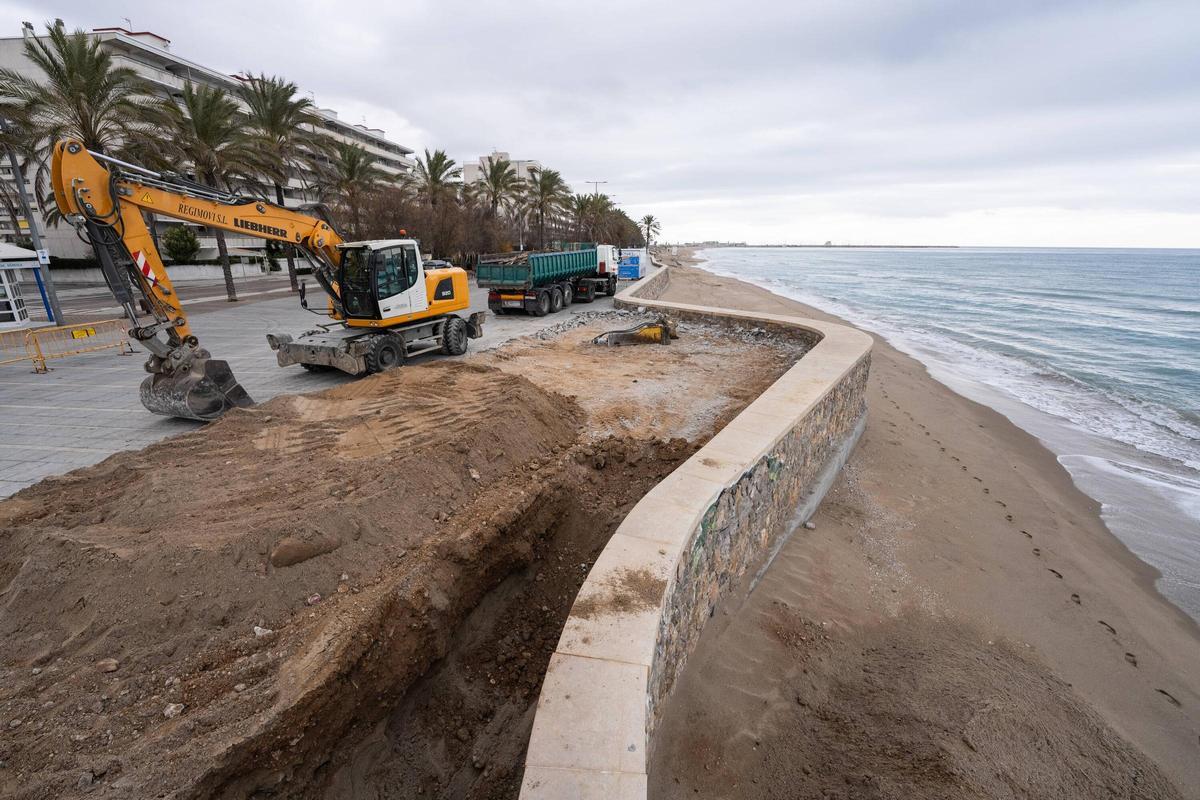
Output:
top-left (477, 247), bottom-right (619, 316)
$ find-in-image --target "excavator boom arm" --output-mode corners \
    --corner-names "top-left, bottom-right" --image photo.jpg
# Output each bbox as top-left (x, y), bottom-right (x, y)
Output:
top-left (50, 139), bottom-right (349, 420)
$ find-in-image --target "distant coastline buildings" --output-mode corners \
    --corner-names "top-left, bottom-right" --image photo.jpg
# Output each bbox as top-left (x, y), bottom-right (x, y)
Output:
top-left (0, 22), bottom-right (416, 259)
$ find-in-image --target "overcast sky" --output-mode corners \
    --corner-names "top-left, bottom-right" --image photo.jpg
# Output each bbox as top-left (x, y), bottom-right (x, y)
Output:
top-left (5, 0), bottom-right (1200, 246)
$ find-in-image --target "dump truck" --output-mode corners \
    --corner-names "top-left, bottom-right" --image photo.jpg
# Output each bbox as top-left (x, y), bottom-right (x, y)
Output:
top-left (477, 247), bottom-right (619, 316)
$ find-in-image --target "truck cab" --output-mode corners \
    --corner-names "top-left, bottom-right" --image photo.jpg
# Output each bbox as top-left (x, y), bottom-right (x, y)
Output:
top-left (595, 244), bottom-right (618, 275)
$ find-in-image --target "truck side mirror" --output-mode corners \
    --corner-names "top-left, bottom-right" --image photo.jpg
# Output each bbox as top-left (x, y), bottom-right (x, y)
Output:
top-left (299, 281), bottom-right (308, 309)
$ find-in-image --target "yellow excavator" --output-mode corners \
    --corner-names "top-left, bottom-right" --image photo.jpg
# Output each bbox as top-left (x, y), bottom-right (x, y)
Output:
top-left (51, 139), bottom-right (484, 421)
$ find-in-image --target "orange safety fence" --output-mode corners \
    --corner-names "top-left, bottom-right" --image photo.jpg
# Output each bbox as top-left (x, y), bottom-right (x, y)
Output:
top-left (2, 319), bottom-right (136, 373)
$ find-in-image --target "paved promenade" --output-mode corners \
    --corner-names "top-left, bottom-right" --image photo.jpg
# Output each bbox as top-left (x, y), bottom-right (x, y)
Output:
top-left (0, 274), bottom-right (638, 497)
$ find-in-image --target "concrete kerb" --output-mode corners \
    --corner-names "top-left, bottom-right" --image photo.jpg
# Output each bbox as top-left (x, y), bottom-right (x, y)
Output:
top-left (520, 262), bottom-right (873, 798)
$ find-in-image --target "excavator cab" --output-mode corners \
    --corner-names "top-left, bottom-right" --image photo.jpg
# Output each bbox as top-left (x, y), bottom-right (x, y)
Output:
top-left (336, 241), bottom-right (428, 321)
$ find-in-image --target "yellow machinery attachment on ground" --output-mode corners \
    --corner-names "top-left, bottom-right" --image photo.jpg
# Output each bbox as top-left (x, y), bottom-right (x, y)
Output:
top-left (591, 316), bottom-right (679, 346)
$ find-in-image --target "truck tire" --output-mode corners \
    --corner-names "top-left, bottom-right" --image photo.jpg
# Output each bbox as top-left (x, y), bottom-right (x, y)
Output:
top-left (550, 287), bottom-right (564, 313)
top-left (531, 290), bottom-right (550, 317)
top-left (562, 282), bottom-right (574, 306)
top-left (606, 276), bottom-right (618, 296)
top-left (364, 334), bottom-right (405, 374)
top-left (441, 316), bottom-right (468, 356)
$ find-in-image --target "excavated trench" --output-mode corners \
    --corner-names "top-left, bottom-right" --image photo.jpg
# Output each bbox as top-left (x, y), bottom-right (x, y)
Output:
top-left (195, 436), bottom-right (696, 800)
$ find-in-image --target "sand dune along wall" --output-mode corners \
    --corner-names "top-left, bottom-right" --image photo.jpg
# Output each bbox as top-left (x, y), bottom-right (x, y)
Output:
top-left (519, 266), bottom-right (873, 798)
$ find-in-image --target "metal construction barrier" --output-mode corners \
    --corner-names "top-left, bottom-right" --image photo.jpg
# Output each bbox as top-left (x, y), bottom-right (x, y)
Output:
top-left (21, 319), bottom-right (135, 373)
top-left (0, 327), bottom-right (30, 367)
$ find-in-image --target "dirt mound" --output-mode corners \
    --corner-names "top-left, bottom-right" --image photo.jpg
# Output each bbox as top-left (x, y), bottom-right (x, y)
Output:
top-left (0, 361), bottom-right (581, 799)
top-left (0, 317), bottom-right (804, 799)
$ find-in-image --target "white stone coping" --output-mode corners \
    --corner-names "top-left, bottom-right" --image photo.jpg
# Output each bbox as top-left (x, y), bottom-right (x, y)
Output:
top-left (520, 264), bottom-right (873, 798)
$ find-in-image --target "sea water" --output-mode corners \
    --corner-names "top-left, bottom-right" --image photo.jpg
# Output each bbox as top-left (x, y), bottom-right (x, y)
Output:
top-left (698, 247), bottom-right (1200, 619)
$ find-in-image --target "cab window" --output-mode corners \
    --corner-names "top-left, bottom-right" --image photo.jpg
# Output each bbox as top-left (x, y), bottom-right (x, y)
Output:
top-left (376, 247), bottom-right (417, 298)
top-left (402, 245), bottom-right (419, 288)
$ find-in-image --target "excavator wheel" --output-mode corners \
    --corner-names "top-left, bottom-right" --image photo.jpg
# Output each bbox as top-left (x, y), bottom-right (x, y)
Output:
top-left (441, 317), bottom-right (469, 356)
top-left (364, 334), bottom-right (405, 374)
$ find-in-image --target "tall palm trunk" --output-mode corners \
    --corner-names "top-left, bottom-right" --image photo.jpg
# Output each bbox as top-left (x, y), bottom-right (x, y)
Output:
top-left (274, 182), bottom-right (299, 291)
top-left (215, 229), bottom-right (237, 302)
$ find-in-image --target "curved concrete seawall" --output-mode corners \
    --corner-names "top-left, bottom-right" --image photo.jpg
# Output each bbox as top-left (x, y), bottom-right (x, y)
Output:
top-left (520, 265), bottom-right (873, 798)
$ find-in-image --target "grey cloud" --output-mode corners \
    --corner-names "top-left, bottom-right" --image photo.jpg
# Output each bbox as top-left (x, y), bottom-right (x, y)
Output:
top-left (5, 0), bottom-right (1200, 244)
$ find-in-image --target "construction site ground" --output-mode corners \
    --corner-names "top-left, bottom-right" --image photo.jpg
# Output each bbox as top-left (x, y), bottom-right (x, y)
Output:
top-left (0, 306), bottom-right (808, 799)
top-left (0, 271), bottom-right (647, 499)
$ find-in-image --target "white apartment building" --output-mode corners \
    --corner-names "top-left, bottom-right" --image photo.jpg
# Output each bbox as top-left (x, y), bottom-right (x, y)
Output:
top-left (0, 22), bottom-right (416, 259)
top-left (462, 151), bottom-right (543, 186)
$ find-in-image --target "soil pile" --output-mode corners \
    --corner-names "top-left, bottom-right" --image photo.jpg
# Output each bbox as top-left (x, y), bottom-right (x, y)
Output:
top-left (0, 362), bottom-right (581, 798)
top-left (0, 317), bottom-right (803, 799)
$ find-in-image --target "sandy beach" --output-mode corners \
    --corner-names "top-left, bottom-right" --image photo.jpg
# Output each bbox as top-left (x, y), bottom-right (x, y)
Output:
top-left (649, 250), bottom-right (1200, 797)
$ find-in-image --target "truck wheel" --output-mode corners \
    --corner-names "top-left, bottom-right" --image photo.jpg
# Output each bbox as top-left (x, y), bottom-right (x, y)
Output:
top-left (606, 276), bottom-right (618, 296)
top-left (550, 287), bottom-right (564, 313)
top-left (364, 334), bottom-right (405, 374)
top-left (441, 316), bottom-right (469, 356)
top-left (562, 283), bottom-right (574, 306)
top-left (532, 290), bottom-right (550, 317)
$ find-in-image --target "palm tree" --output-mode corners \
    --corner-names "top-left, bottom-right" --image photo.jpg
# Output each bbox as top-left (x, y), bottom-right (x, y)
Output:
top-left (0, 22), bottom-right (157, 224)
top-left (475, 155), bottom-right (519, 217)
top-left (413, 149), bottom-right (461, 208)
top-left (237, 74), bottom-right (327, 292)
top-left (640, 214), bottom-right (661, 248)
top-left (321, 142), bottom-right (385, 239)
top-left (525, 168), bottom-right (570, 249)
top-left (155, 82), bottom-right (266, 302)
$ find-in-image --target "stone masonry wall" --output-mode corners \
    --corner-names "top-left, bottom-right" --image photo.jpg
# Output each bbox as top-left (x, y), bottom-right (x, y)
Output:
top-left (648, 355), bottom-right (870, 727)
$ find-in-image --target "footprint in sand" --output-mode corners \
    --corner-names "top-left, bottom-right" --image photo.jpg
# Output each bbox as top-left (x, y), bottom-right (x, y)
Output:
top-left (1005, 514), bottom-right (1013, 522)
top-left (952, 456), bottom-right (961, 462)
top-left (996, 500), bottom-right (1007, 508)
top-left (940, 447), bottom-right (946, 452)
top-left (1070, 593), bottom-right (1081, 604)
top-left (1021, 530), bottom-right (1033, 539)
top-left (1125, 652), bottom-right (1138, 667)
top-left (1032, 548), bottom-right (1042, 556)
top-left (1047, 568), bottom-right (1063, 579)
top-left (961, 466), bottom-right (968, 471)
top-left (1156, 689), bottom-right (1181, 708)
top-left (984, 488), bottom-right (990, 494)
top-left (1099, 620), bottom-right (1116, 635)
top-left (973, 476), bottom-right (983, 482)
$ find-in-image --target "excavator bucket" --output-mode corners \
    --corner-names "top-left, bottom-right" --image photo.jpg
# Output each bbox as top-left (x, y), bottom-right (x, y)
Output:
top-left (138, 357), bottom-right (254, 421)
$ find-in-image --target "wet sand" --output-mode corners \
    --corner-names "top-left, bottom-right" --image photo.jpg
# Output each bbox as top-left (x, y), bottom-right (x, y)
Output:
top-left (649, 251), bottom-right (1200, 797)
